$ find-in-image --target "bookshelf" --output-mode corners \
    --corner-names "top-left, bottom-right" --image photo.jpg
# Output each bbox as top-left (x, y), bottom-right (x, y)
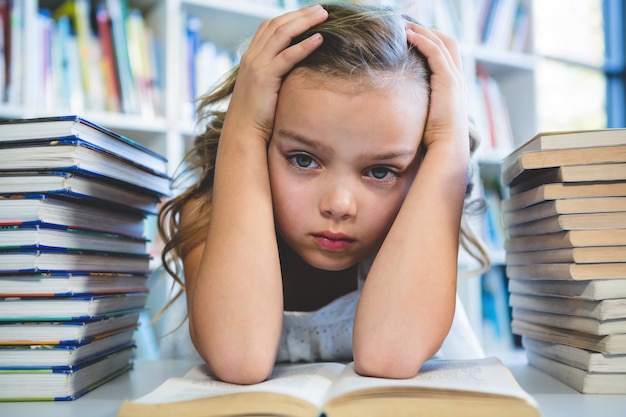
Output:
top-left (0, 0), bottom-right (538, 355)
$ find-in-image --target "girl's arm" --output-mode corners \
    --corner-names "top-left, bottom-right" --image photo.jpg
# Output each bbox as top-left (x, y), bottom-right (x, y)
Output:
top-left (353, 25), bottom-right (470, 378)
top-left (180, 6), bottom-right (328, 385)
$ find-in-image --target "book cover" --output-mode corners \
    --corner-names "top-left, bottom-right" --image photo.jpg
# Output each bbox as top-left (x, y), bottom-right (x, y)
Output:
top-left (0, 293), bottom-right (148, 321)
top-left (503, 129), bottom-right (626, 168)
top-left (505, 246), bottom-right (626, 265)
top-left (509, 293), bottom-right (626, 321)
top-left (502, 182), bottom-right (626, 212)
top-left (512, 319), bottom-right (626, 355)
top-left (508, 277), bottom-right (626, 301)
top-left (0, 311), bottom-right (140, 344)
top-left (522, 336), bottom-right (626, 373)
top-left (0, 222), bottom-right (147, 254)
top-left (501, 144), bottom-right (626, 186)
top-left (0, 116), bottom-right (166, 175)
top-left (525, 348), bottom-right (626, 394)
top-left (502, 197), bottom-right (626, 227)
top-left (0, 248), bottom-right (151, 274)
top-left (509, 163), bottom-right (626, 195)
top-left (0, 171), bottom-right (161, 214)
top-left (0, 346), bottom-right (134, 401)
top-left (506, 262), bottom-right (626, 280)
top-left (0, 272), bottom-right (148, 297)
top-left (505, 230), bottom-right (626, 252)
top-left (0, 329), bottom-right (134, 368)
top-left (0, 137), bottom-right (170, 196)
top-left (513, 307), bottom-right (626, 336)
top-left (505, 212), bottom-right (626, 237)
top-left (0, 194), bottom-right (146, 239)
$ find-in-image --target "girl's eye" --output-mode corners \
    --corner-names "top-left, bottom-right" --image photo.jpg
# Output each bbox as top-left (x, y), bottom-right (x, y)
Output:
top-left (366, 167), bottom-right (397, 181)
top-left (288, 153), bottom-right (319, 169)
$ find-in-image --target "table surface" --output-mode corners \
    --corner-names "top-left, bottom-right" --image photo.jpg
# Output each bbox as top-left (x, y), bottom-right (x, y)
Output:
top-left (1, 355), bottom-right (625, 417)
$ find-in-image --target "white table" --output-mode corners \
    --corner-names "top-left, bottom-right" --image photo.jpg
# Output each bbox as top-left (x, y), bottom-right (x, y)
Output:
top-left (1, 357), bottom-right (625, 417)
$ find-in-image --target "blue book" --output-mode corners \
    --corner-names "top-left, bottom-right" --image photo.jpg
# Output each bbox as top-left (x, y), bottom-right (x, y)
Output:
top-left (0, 115), bottom-right (167, 176)
top-left (0, 346), bottom-right (134, 401)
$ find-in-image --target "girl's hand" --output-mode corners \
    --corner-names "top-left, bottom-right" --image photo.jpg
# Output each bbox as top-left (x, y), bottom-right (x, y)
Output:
top-left (224, 5), bottom-right (328, 144)
top-left (405, 23), bottom-right (469, 156)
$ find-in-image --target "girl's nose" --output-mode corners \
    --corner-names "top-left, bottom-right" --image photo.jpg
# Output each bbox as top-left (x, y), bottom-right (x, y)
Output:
top-left (319, 184), bottom-right (357, 220)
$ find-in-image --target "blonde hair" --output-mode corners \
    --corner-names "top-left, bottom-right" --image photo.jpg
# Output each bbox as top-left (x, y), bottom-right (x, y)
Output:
top-left (158, 3), bottom-right (490, 302)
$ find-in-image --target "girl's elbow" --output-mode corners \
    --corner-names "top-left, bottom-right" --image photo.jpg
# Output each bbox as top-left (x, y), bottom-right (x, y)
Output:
top-left (353, 338), bottom-right (441, 379)
top-left (209, 357), bottom-right (274, 385)
top-left (354, 352), bottom-right (423, 379)
top-left (190, 335), bottom-right (276, 384)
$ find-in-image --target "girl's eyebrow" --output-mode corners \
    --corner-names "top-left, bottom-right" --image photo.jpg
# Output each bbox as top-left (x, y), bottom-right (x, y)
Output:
top-left (276, 128), bottom-right (415, 161)
top-left (276, 128), bottom-right (329, 152)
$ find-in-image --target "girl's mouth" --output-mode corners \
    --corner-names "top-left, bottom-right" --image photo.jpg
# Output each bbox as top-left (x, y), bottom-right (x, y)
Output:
top-left (311, 232), bottom-right (355, 250)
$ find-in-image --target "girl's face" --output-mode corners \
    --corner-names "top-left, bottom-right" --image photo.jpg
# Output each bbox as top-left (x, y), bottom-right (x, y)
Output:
top-left (268, 72), bottom-right (428, 271)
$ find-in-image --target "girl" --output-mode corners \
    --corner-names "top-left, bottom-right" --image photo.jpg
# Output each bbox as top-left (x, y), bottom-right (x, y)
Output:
top-left (159, 3), bottom-right (488, 384)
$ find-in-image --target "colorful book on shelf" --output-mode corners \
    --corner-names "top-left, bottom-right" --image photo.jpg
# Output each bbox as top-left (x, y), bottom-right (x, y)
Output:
top-left (54, 15), bottom-right (85, 109)
top-left (0, 329), bottom-right (134, 368)
top-left (95, 3), bottom-right (122, 112)
top-left (0, 248), bottom-right (151, 274)
top-left (522, 336), bottom-right (626, 374)
top-left (53, 0), bottom-right (106, 111)
top-left (106, 0), bottom-right (140, 114)
top-left (0, 171), bottom-right (161, 214)
top-left (0, 311), bottom-right (140, 344)
top-left (525, 347), bottom-right (626, 394)
top-left (0, 116), bottom-right (168, 175)
top-left (117, 357), bottom-right (540, 417)
top-left (512, 319), bottom-right (626, 355)
top-left (0, 222), bottom-right (147, 254)
top-left (0, 194), bottom-right (146, 238)
top-left (506, 262), bottom-right (626, 280)
top-left (508, 277), bottom-right (626, 301)
top-left (502, 182), bottom-right (626, 212)
top-left (0, 345), bottom-right (134, 401)
top-left (0, 272), bottom-right (148, 297)
top-left (509, 293), bottom-right (626, 321)
top-left (0, 138), bottom-right (170, 196)
top-left (126, 9), bottom-right (156, 117)
top-left (0, 293), bottom-right (147, 321)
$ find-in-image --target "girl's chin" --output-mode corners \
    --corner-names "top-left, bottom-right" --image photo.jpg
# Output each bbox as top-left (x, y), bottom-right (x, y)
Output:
top-left (300, 253), bottom-right (359, 272)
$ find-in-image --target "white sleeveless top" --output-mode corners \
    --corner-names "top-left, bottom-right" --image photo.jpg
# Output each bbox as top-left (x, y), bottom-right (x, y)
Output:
top-left (276, 258), bottom-right (484, 363)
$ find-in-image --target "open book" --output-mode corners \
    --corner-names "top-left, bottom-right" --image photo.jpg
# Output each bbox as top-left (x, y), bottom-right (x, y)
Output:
top-left (117, 357), bottom-right (540, 417)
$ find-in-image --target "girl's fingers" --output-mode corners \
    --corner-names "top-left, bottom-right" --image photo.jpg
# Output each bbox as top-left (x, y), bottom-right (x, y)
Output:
top-left (248, 5), bottom-right (328, 65)
top-left (405, 22), bottom-right (462, 73)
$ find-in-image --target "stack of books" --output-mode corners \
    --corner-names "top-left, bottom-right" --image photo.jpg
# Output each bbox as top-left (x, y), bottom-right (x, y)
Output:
top-left (0, 115), bottom-right (169, 401)
top-left (500, 129), bottom-right (626, 394)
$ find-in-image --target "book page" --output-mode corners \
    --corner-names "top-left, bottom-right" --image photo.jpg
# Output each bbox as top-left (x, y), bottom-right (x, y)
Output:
top-left (325, 357), bottom-right (536, 403)
top-left (131, 362), bottom-right (345, 407)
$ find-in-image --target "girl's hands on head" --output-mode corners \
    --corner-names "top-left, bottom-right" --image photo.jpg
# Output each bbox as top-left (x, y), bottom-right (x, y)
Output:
top-left (225, 5), bottom-right (328, 144)
top-left (405, 23), bottom-right (469, 157)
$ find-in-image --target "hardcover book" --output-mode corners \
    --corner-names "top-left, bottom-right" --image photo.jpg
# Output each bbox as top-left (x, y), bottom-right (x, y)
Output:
top-left (0, 293), bottom-right (148, 321)
top-left (0, 346), bottom-right (134, 401)
top-left (0, 311), bottom-right (140, 344)
top-left (0, 273), bottom-right (148, 297)
top-left (0, 116), bottom-right (167, 175)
